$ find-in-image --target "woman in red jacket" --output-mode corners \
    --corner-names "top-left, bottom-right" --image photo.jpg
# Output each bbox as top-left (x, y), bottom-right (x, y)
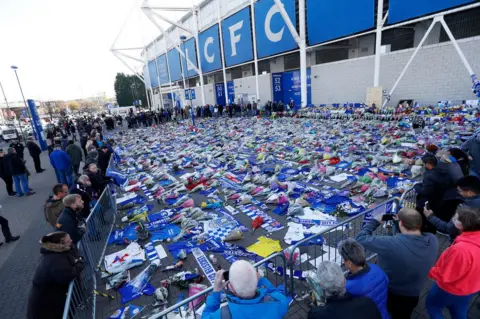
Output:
top-left (426, 206), bottom-right (480, 318)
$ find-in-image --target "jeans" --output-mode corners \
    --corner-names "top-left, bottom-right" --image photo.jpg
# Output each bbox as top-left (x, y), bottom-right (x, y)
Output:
top-left (57, 168), bottom-right (73, 186)
top-left (13, 174), bottom-right (29, 196)
top-left (426, 282), bottom-right (474, 319)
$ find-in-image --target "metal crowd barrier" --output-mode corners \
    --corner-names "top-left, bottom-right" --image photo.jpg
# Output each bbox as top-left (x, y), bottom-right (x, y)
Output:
top-left (148, 252), bottom-right (289, 319)
top-left (286, 198), bottom-right (399, 312)
top-left (399, 186), bottom-right (418, 209)
top-left (62, 185), bottom-right (117, 319)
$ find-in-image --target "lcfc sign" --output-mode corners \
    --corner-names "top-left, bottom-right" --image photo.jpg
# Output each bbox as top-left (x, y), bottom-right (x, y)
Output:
top-left (199, 24), bottom-right (222, 73)
top-left (255, 0), bottom-right (297, 58)
top-left (221, 7), bottom-right (253, 67)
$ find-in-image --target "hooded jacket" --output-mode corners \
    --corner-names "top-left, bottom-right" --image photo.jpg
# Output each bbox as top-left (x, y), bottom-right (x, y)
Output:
top-left (201, 277), bottom-right (288, 319)
top-left (429, 230), bottom-right (480, 296)
top-left (27, 241), bottom-right (84, 319)
top-left (44, 197), bottom-right (65, 228)
top-left (346, 264), bottom-right (389, 319)
top-left (356, 219), bottom-right (439, 297)
top-left (461, 134), bottom-right (480, 173)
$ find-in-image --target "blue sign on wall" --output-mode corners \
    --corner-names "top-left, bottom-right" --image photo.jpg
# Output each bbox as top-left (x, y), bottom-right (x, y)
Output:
top-left (255, 0), bottom-right (297, 58)
top-left (215, 82), bottom-right (234, 105)
top-left (389, 0), bottom-right (473, 24)
top-left (157, 54), bottom-right (169, 84)
top-left (215, 83), bottom-right (226, 106)
top-left (167, 49), bottom-right (182, 82)
top-left (199, 24), bottom-right (222, 73)
top-left (227, 81), bottom-right (234, 105)
top-left (272, 69), bottom-right (311, 106)
top-left (272, 73), bottom-right (283, 103)
top-left (191, 89), bottom-right (196, 100)
top-left (148, 61), bottom-right (158, 88)
top-left (181, 38), bottom-right (198, 78)
top-left (221, 7), bottom-right (253, 67)
top-left (307, 0), bottom-right (375, 45)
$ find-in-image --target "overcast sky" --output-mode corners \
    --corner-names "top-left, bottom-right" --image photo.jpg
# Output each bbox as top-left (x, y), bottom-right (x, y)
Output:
top-left (0, 0), bottom-right (193, 102)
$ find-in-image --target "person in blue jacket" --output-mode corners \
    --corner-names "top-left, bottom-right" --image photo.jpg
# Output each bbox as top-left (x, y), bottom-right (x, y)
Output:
top-left (339, 238), bottom-right (390, 319)
top-left (202, 260), bottom-right (289, 319)
top-left (49, 145), bottom-right (73, 186)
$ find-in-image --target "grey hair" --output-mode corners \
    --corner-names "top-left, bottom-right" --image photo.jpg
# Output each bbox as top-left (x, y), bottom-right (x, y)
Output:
top-left (78, 175), bottom-right (90, 184)
top-left (316, 261), bottom-right (346, 297)
top-left (7, 147), bottom-right (15, 154)
top-left (338, 238), bottom-right (366, 267)
top-left (63, 194), bottom-right (81, 207)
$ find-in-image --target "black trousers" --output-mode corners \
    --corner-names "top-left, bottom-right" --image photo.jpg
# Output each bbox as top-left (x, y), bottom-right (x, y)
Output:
top-left (0, 216), bottom-right (12, 240)
top-left (387, 291), bottom-right (419, 319)
top-left (32, 154), bottom-right (42, 172)
top-left (1, 175), bottom-right (14, 195)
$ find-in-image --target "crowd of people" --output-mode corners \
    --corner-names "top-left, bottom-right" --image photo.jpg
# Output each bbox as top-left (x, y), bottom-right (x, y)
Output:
top-left (0, 116), bottom-right (117, 319)
top-left (0, 108), bottom-right (478, 319)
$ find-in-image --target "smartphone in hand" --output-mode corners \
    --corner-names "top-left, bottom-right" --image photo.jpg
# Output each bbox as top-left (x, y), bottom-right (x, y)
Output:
top-left (382, 214), bottom-right (394, 221)
top-left (223, 271), bottom-right (229, 281)
top-left (425, 201), bottom-right (430, 210)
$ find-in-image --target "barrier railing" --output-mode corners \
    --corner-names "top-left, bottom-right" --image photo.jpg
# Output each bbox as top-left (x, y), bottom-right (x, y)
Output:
top-left (147, 252), bottom-right (289, 319)
top-left (62, 184), bottom-right (117, 319)
top-left (286, 198), bottom-right (399, 310)
top-left (399, 186), bottom-right (418, 209)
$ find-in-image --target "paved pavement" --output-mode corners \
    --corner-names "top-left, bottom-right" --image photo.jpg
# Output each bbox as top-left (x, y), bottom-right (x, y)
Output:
top-left (0, 147), bottom-right (57, 319)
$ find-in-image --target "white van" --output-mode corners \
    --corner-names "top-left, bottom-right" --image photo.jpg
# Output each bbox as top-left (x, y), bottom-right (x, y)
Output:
top-left (0, 125), bottom-right (18, 142)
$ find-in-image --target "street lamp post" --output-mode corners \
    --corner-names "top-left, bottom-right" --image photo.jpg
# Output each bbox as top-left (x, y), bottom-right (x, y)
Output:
top-left (0, 81), bottom-right (11, 122)
top-left (11, 65), bottom-right (35, 141)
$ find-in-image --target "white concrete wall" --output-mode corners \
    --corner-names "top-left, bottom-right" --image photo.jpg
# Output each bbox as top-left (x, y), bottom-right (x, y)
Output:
top-left (310, 36), bottom-right (480, 105)
top-left (190, 83), bottom-right (216, 106)
top-left (233, 73), bottom-right (272, 104)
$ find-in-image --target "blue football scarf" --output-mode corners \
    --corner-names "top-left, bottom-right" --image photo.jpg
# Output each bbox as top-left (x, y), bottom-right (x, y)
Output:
top-left (289, 217), bottom-right (339, 227)
top-left (192, 248), bottom-right (217, 285)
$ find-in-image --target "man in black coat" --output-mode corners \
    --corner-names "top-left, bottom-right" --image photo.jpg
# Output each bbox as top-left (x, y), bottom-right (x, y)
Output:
top-left (56, 194), bottom-right (86, 243)
top-left (9, 140), bottom-right (25, 160)
top-left (415, 154), bottom-right (455, 232)
top-left (26, 137), bottom-right (45, 173)
top-left (308, 261), bottom-right (381, 319)
top-left (70, 175), bottom-right (96, 219)
top-left (0, 149), bottom-right (15, 196)
top-left (5, 147), bottom-right (35, 196)
top-left (97, 145), bottom-right (111, 175)
top-left (27, 231), bottom-right (84, 319)
top-left (85, 163), bottom-right (111, 194)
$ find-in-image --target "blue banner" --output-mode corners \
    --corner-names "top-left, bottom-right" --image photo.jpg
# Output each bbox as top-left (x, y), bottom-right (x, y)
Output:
top-left (272, 69), bottom-right (311, 106)
top-left (147, 61), bottom-right (158, 88)
top-left (167, 49), bottom-right (182, 82)
top-left (191, 89), bottom-right (196, 100)
top-left (215, 83), bottom-right (226, 106)
top-left (199, 24), bottom-right (222, 73)
top-left (255, 0), bottom-right (297, 58)
top-left (221, 7), bottom-right (253, 67)
top-left (272, 73), bottom-right (283, 103)
top-left (185, 89), bottom-right (191, 99)
top-left (157, 54), bottom-right (169, 84)
top-left (307, 0), bottom-right (375, 45)
top-left (389, 0), bottom-right (473, 24)
top-left (27, 99), bottom-right (47, 151)
top-left (181, 37), bottom-right (198, 78)
top-left (227, 81), bottom-right (234, 105)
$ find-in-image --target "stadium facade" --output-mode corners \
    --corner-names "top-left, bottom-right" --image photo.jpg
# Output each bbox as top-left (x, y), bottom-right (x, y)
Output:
top-left (137, 0), bottom-right (480, 110)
